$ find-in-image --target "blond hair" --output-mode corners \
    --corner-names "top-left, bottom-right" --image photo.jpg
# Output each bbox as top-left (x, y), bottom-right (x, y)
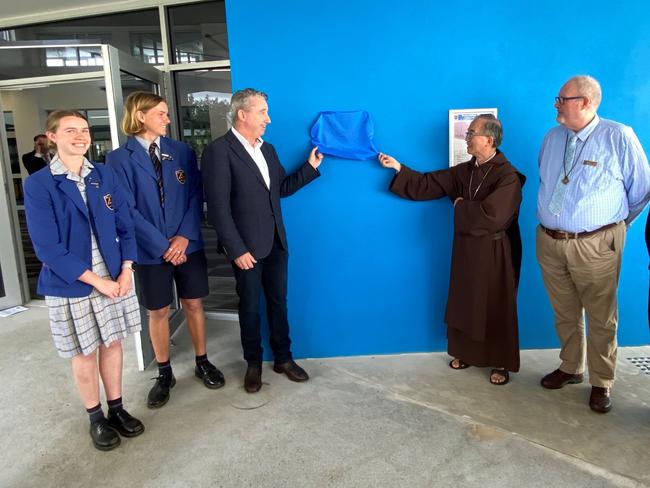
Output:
top-left (121, 91), bottom-right (167, 136)
top-left (45, 110), bottom-right (88, 150)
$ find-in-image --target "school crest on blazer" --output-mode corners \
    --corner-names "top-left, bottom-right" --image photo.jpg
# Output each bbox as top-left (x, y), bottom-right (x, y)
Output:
top-left (175, 169), bottom-right (186, 184)
top-left (103, 193), bottom-right (114, 211)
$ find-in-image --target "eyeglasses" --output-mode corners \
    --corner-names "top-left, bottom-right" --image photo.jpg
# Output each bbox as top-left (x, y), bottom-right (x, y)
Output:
top-left (465, 130), bottom-right (486, 140)
top-left (554, 96), bottom-right (584, 105)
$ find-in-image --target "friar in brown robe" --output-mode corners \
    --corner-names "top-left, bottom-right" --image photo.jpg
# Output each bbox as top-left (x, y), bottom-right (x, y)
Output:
top-left (379, 114), bottom-right (525, 383)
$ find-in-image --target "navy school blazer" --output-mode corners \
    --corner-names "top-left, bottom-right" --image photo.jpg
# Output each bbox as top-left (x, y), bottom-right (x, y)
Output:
top-left (105, 136), bottom-right (204, 265)
top-left (201, 130), bottom-right (320, 260)
top-left (24, 163), bottom-right (137, 298)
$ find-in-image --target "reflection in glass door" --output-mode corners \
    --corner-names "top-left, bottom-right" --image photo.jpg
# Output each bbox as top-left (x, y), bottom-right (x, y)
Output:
top-left (173, 68), bottom-right (236, 314)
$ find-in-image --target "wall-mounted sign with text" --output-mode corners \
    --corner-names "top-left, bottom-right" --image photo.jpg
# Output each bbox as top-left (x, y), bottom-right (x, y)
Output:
top-left (448, 108), bottom-right (498, 167)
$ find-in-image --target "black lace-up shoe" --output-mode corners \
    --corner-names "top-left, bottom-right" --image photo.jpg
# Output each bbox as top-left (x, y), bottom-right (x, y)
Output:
top-left (195, 361), bottom-right (225, 389)
top-left (90, 419), bottom-right (120, 451)
top-left (147, 374), bottom-right (176, 409)
top-left (107, 409), bottom-right (145, 437)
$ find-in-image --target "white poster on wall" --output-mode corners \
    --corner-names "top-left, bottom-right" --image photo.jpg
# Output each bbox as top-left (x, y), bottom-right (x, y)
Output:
top-left (448, 108), bottom-right (498, 167)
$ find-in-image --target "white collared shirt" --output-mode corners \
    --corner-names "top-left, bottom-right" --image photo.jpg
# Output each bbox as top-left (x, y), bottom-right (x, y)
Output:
top-left (231, 127), bottom-right (271, 189)
top-left (474, 151), bottom-right (497, 167)
top-left (35, 151), bottom-right (52, 162)
top-left (135, 135), bottom-right (161, 160)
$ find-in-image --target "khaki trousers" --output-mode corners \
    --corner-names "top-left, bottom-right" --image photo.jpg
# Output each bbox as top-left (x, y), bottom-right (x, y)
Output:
top-left (536, 222), bottom-right (626, 388)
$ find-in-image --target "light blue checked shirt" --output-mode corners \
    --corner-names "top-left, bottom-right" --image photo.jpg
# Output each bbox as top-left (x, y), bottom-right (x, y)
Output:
top-left (537, 115), bottom-right (650, 232)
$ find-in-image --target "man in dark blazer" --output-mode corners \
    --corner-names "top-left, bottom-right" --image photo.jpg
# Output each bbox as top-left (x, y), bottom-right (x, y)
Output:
top-left (22, 134), bottom-right (52, 175)
top-left (202, 88), bottom-right (323, 393)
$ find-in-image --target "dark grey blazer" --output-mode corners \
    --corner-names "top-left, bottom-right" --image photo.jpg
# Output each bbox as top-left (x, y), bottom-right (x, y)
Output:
top-left (201, 129), bottom-right (319, 260)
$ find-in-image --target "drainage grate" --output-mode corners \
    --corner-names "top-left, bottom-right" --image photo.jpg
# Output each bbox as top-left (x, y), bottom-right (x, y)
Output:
top-left (626, 357), bottom-right (650, 375)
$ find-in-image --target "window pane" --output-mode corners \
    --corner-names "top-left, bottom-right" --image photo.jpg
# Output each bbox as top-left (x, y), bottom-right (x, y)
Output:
top-left (169, 1), bottom-right (229, 64)
top-left (130, 33), bottom-right (164, 65)
top-left (4, 112), bottom-right (20, 174)
top-left (174, 68), bottom-right (236, 313)
top-left (174, 69), bottom-right (232, 158)
top-left (4, 111), bottom-right (14, 131)
top-left (0, 9), bottom-right (162, 65)
top-left (0, 45), bottom-right (104, 79)
top-left (120, 71), bottom-right (157, 103)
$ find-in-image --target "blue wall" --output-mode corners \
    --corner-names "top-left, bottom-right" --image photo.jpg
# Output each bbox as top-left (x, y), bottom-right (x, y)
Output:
top-left (224, 0), bottom-right (650, 358)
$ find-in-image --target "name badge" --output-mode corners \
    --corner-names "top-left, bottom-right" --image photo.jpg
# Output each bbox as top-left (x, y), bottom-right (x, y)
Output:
top-left (583, 160), bottom-right (598, 167)
top-left (86, 175), bottom-right (100, 187)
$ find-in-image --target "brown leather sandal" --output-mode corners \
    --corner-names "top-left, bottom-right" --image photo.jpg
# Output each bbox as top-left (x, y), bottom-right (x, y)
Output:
top-left (490, 369), bottom-right (509, 385)
top-left (449, 359), bottom-right (470, 370)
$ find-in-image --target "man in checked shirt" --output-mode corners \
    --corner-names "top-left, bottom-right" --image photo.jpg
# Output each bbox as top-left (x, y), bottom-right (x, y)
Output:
top-left (537, 75), bottom-right (650, 413)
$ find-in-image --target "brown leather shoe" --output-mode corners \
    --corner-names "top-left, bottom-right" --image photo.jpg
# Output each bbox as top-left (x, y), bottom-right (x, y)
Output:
top-left (541, 369), bottom-right (584, 389)
top-left (589, 386), bottom-right (612, 413)
top-left (244, 364), bottom-right (262, 393)
top-left (273, 360), bottom-right (309, 382)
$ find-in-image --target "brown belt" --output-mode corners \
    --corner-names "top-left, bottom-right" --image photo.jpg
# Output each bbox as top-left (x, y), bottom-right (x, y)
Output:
top-left (541, 222), bottom-right (619, 240)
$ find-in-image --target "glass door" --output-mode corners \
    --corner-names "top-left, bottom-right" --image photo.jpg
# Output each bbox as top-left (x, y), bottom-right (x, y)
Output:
top-left (106, 46), bottom-right (173, 370)
top-left (0, 42), bottom-right (164, 369)
top-left (0, 108), bottom-right (23, 309)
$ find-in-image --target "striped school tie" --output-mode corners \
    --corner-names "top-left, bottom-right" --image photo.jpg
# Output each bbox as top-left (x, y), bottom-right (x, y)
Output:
top-left (149, 142), bottom-right (164, 208)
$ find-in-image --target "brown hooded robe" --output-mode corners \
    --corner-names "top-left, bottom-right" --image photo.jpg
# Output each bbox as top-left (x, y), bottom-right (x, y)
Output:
top-left (390, 150), bottom-right (524, 372)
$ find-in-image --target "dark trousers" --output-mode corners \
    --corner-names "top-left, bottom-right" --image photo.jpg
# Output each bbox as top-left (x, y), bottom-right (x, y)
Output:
top-left (232, 234), bottom-right (292, 365)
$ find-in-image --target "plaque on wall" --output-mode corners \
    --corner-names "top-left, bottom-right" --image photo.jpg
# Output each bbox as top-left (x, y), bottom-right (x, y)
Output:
top-left (448, 108), bottom-right (498, 167)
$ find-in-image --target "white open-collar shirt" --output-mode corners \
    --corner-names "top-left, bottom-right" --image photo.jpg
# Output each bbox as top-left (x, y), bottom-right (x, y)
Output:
top-left (231, 126), bottom-right (271, 189)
